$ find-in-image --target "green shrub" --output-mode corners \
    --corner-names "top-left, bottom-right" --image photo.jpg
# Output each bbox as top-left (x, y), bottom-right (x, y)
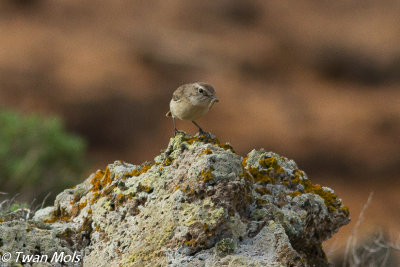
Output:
top-left (0, 110), bottom-right (86, 202)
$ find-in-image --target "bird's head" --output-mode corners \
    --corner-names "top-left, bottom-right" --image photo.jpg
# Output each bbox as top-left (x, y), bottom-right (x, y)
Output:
top-left (189, 82), bottom-right (219, 105)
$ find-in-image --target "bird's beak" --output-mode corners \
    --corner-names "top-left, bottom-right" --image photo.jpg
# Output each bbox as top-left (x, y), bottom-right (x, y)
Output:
top-left (211, 96), bottom-right (219, 103)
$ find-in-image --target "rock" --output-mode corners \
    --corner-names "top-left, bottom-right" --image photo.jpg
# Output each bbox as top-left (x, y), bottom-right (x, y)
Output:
top-left (0, 220), bottom-right (83, 266)
top-left (0, 132), bottom-right (350, 266)
top-left (32, 206), bottom-right (55, 222)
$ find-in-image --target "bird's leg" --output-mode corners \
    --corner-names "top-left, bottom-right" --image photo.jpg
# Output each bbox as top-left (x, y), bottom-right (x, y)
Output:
top-left (192, 121), bottom-right (207, 136)
top-left (173, 117), bottom-right (178, 136)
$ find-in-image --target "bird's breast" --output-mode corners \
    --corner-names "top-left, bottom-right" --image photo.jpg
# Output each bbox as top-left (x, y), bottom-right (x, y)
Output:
top-left (170, 99), bottom-right (211, 121)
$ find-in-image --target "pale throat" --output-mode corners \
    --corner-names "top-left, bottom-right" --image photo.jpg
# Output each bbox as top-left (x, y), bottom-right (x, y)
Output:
top-left (188, 95), bottom-right (212, 107)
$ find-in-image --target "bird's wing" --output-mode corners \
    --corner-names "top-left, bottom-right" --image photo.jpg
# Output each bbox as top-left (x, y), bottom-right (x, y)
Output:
top-left (167, 86), bottom-right (185, 117)
top-left (172, 86), bottom-right (185, 102)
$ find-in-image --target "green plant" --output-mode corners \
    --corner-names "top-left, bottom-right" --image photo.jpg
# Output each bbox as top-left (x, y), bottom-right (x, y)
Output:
top-left (0, 110), bottom-right (86, 202)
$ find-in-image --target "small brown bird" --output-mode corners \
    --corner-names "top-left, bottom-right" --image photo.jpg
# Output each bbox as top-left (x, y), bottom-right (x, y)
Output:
top-left (166, 82), bottom-right (219, 136)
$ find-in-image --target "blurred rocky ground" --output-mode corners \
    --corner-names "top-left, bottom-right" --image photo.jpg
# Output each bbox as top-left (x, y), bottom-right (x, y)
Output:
top-left (0, 0), bottom-right (399, 263)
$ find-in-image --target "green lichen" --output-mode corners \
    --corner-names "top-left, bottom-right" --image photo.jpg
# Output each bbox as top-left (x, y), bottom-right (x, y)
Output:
top-left (250, 208), bottom-right (269, 221)
top-left (182, 199), bottom-right (225, 227)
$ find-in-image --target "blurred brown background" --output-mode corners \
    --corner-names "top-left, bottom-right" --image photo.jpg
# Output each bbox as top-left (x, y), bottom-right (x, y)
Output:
top-left (0, 0), bottom-right (399, 263)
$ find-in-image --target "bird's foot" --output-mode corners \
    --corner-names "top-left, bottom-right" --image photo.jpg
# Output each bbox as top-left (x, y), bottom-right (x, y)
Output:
top-left (174, 129), bottom-right (185, 136)
top-left (196, 129), bottom-right (213, 139)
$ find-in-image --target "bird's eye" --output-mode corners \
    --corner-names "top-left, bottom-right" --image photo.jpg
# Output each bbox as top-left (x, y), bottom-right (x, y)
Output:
top-left (198, 88), bottom-right (204, 94)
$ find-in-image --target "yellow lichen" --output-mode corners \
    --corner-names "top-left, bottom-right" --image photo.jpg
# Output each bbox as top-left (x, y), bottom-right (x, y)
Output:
top-left (162, 157), bottom-right (173, 166)
top-left (124, 162), bottom-right (154, 178)
top-left (185, 239), bottom-right (195, 246)
top-left (198, 148), bottom-right (213, 157)
top-left (288, 191), bottom-right (302, 198)
top-left (241, 167), bottom-right (274, 184)
top-left (90, 192), bottom-right (101, 204)
top-left (216, 142), bottom-right (235, 152)
top-left (341, 206), bottom-right (350, 215)
top-left (259, 156), bottom-right (284, 174)
top-left (215, 238), bottom-right (237, 256)
top-left (115, 194), bottom-right (126, 206)
top-left (203, 223), bottom-right (209, 232)
top-left (241, 157), bottom-right (275, 184)
top-left (243, 156), bottom-right (284, 184)
top-left (201, 167), bottom-right (214, 182)
top-left (137, 183), bottom-right (153, 193)
top-left (186, 137), bottom-right (202, 145)
top-left (182, 185), bottom-right (190, 193)
top-left (44, 208), bottom-right (70, 223)
top-left (249, 167), bottom-right (275, 183)
top-left (256, 198), bottom-right (268, 206)
top-left (43, 217), bottom-right (58, 223)
top-left (77, 217), bottom-right (92, 234)
top-left (240, 157), bottom-right (275, 184)
top-left (254, 187), bottom-right (271, 195)
top-left (90, 167), bottom-right (112, 193)
top-left (78, 199), bottom-right (88, 210)
top-left (102, 184), bottom-right (116, 196)
top-left (183, 135), bottom-right (235, 152)
top-left (185, 135), bottom-right (215, 145)
top-left (70, 193), bottom-right (82, 205)
top-left (291, 168), bottom-right (339, 211)
top-left (242, 157), bottom-right (248, 168)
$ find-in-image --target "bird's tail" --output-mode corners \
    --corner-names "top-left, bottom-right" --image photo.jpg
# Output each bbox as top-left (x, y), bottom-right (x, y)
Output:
top-left (165, 111), bottom-right (172, 117)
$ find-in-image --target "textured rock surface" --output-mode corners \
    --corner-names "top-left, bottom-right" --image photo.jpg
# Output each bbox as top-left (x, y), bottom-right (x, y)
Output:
top-left (0, 132), bottom-right (350, 266)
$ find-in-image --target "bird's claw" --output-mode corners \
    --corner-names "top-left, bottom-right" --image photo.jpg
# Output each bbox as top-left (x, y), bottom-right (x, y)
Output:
top-left (197, 129), bottom-right (213, 139)
top-left (174, 129), bottom-right (185, 136)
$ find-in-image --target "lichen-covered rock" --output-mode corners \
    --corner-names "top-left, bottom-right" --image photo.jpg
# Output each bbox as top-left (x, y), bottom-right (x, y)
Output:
top-left (0, 132), bottom-right (350, 266)
top-left (0, 220), bottom-right (85, 266)
top-left (32, 206), bottom-right (55, 222)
